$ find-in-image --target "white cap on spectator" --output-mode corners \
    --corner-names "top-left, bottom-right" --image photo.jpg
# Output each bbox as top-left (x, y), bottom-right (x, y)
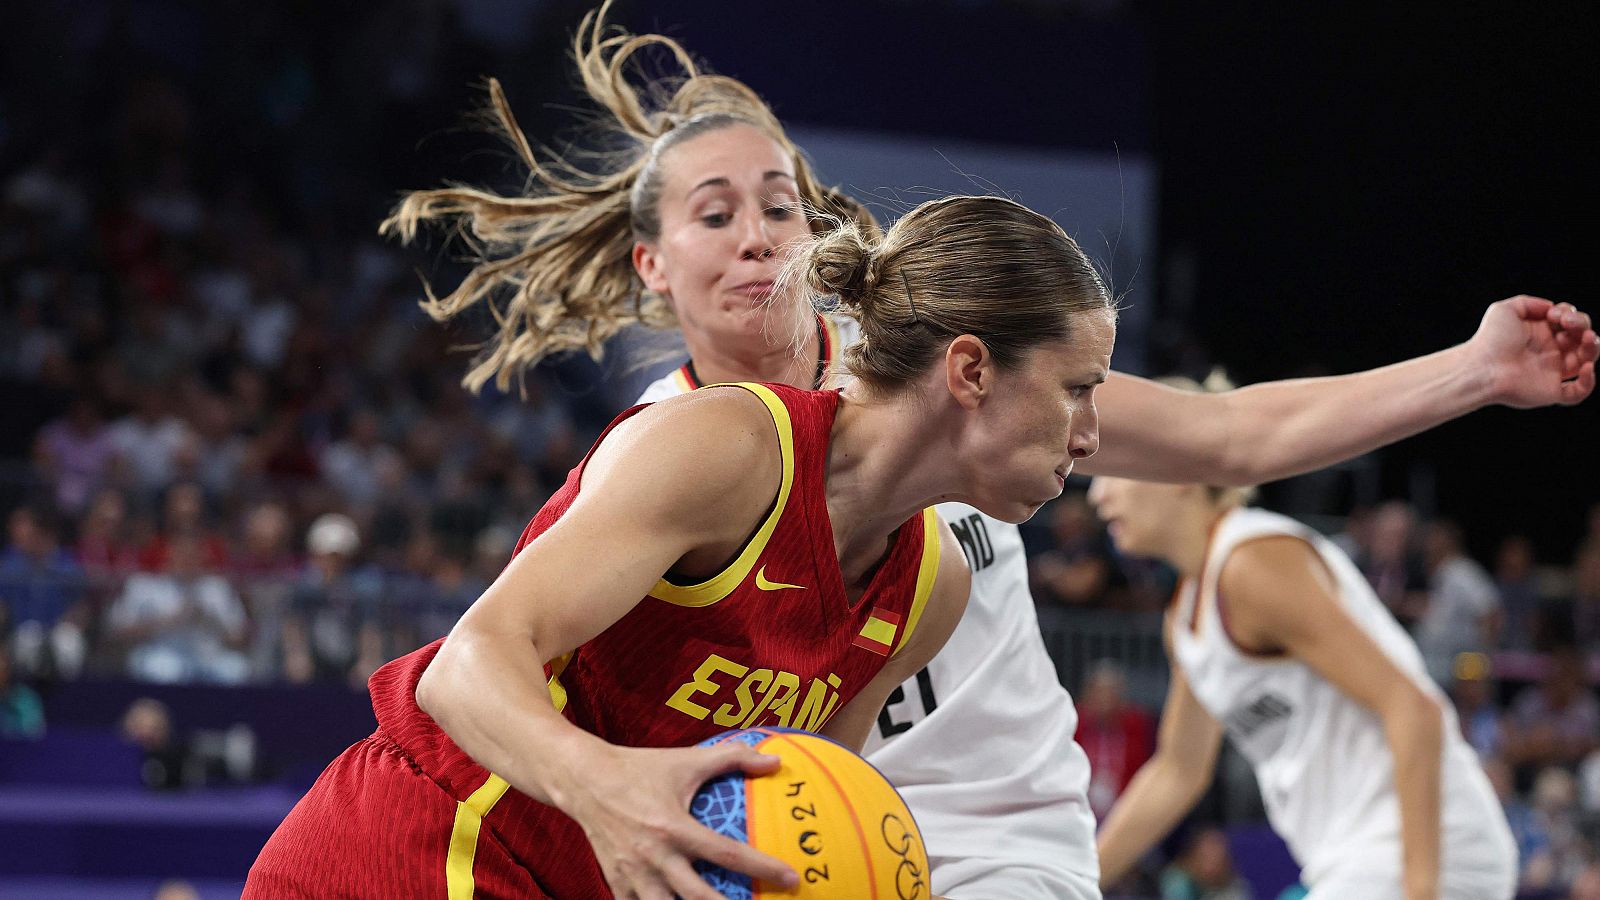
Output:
top-left (307, 513), bottom-right (360, 557)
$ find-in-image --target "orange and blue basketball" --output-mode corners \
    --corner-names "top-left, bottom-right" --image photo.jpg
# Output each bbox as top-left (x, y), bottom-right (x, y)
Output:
top-left (691, 727), bottom-right (929, 899)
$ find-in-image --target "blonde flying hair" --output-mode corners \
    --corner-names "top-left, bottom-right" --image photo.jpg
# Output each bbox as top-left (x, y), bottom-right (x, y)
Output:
top-left (380, 2), bottom-right (876, 394)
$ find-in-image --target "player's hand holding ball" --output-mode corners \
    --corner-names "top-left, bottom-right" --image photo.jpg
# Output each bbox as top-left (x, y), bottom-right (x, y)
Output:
top-left (690, 728), bottom-right (933, 899)
top-left (562, 740), bottom-right (799, 900)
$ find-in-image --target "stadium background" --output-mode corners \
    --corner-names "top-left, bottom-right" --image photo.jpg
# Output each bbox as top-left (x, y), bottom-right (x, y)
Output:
top-left (0, 1), bottom-right (1595, 897)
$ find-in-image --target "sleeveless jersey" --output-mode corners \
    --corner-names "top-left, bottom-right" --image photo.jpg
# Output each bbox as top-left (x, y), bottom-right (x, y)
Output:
top-left (370, 381), bottom-right (942, 897)
top-left (639, 324), bottom-right (1100, 898)
top-left (1170, 507), bottom-right (1514, 892)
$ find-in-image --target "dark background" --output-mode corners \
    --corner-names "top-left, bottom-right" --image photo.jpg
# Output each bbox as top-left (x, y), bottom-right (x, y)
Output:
top-left (2, 0), bottom-right (1594, 553)
top-left (649, 0), bottom-right (1600, 557)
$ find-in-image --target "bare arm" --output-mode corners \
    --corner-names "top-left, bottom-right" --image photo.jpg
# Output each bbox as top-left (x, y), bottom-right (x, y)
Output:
top-left (1081, 296), bottom-right (1596, 485)
top-left (1095, 628), bottom-right (1225, 887)
top-left (821, 520), bottom-right (969, 753)
top-left (1223, 536), bottom-right (1444, 900)
top-left (416, 390), bottom-right (800, 900)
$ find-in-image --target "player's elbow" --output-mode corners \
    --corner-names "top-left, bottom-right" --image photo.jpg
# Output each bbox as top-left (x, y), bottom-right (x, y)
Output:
top-left (1207, 392), bottom-right (1307, 486)
top-left (414, 652), bottom-right (448, 721)
top-left (415, 633), bottom-right (473, 726)
top-left (1383, 684), bottom-right (1445, 745)
top-left (1209, 449), bottom-right (1265, 488)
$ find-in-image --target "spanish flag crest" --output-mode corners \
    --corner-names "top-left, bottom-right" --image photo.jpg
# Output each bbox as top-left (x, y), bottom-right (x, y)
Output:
top-left (852, 608), bottom-right (902, 657)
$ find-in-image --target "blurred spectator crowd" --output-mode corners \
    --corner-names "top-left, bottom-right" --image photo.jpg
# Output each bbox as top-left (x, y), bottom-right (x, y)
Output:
top-left (0, 4), bottom-right (621, 692)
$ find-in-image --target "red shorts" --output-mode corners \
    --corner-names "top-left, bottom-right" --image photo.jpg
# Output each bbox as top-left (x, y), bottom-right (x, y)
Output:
top-left (244, 733), bottom-right (555, 899)
top-left (247, 644), bottom-right (615, 898)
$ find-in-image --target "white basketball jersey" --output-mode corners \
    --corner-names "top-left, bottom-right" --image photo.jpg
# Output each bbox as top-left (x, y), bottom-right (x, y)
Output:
top-left (637, 316), bottom-right (1100, 898)
top-left (1171, 507), bottom-right (1514, 892)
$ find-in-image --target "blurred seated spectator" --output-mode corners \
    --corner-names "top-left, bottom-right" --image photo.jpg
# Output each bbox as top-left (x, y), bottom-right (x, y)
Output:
top-left (137, 481), bottom-right (229, 572)
top-left (0, 504), bottom-right (88, 679)
top-left (153, 880), bottom-right (201, 900)
top-left (231, 500), bottom-right (301, 681)
top-left (319, 408), bottom-right (401, 510)
top-left (1030, 492), bottom-right (1119, 608)
top-left (1449, 653), bottom-right (1503, 759)
top-left (177, 388), bottom-right (248, 501)
top-left (1574, 865), bottom-right (1600, 900)
top-left (0, 642), bottom-right (45, 738)
top-left (1502, 645), bottom-right (1600, 772)
top-left (1568, 543), bottom-right (1600, 650)
top-left (283, 513), bottom-right (383, 687)
top-left (1159, 827), bottom-right (1249, 900)
top-left (32, 396), bottom-right (119, 517)
top-left (103, 535), bottom-right (250, 684)
top-left (1530, 766), bottom-right (1589, 891)
top-left (1, 295), bottom-right (67, 383)
top-left (118, 694), bottom-right (259, 792)
top-left (120, 697), bottom-right (186, 790)
top-left (75, 487), bottom-right (140, 576)
top-left (1581, 749), bottom-right (1600, 819)
top-left (417, 540), bottom-right (485, 645)
top-left (231, 500), bottom-right (299, 582)
top-left (107, 385), bottom-right (193, 502)
top-left (1075, 660), bottom-right (1156, 822)
top-left (1355, 500), bottom-right (1429, 627)
top-left (1493, 534), bottom-right (1544, 651)
top-left (1584, 503), bottom-right (1600, 557)
top-left (1484, 756), bottom-right (1555, 894)
top-left (471, 524), bottom-right (518, 586)
top-left (1417, 520), bottom-right (1500, 687)
top-left (378, 530), bottom-right (438, 653)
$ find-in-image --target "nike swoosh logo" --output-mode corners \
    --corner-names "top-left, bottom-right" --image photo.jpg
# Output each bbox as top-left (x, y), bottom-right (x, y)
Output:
top-left (754, 566), bottom-right (806, 592)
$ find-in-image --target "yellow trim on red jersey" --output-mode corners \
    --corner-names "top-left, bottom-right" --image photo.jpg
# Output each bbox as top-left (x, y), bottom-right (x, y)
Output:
top-left (546, 653), bottom-right (573, 712)
top-left (671, 366), bottom-right (696, 393)
top-left (445, 773), bottom-right (511, 899)
top-left (893, 508), bottom-right (943, 657)
top-left (647, 382), bottom-right (796, 607)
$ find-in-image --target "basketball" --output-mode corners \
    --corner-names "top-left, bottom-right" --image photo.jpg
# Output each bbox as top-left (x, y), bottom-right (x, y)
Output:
top-left (691, 728), bottom-right (930, 899)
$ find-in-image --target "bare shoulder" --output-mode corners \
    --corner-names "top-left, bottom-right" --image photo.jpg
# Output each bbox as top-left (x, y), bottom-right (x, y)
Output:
top-left (1216, 534), bottom-right (1340, 639)
top-left (1219, 535), bottom-right (1333, 595)
top-left (583, 386), bottom-right (786, 533)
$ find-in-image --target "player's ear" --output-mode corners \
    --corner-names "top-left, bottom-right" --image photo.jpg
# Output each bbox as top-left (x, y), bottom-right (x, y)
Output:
top-left (633, 241), bottom-right (670, 294)
top-left (945, 334), bottom-right (992, 411)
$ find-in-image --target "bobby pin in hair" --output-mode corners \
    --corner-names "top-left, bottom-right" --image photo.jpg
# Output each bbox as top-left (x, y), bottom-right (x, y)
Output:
top-left (900, 271), bottom-right (922, 326)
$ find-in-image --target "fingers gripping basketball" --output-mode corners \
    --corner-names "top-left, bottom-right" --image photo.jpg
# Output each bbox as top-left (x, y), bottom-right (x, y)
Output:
top-left (691, 728), bottom-right (930, 899)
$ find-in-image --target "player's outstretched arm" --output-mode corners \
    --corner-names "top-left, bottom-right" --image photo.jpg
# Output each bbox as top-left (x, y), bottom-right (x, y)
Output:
top-left (1221, 537), bottom-right (1444, 900)
top-left (1081, 296), bottom-right (1596, 485)
top-left (416, 390), bottom-right (801, 900)
top-left (1095, 647), bottom-right (1224, 887)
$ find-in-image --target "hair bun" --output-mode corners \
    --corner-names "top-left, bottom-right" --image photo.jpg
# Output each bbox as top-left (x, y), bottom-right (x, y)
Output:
top-left (806, 224), bottom-right (877, 303)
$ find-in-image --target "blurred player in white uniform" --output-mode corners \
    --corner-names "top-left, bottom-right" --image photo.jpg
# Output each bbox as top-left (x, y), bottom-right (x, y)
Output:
top-left (1089, 378), bottom-right (1516, 900)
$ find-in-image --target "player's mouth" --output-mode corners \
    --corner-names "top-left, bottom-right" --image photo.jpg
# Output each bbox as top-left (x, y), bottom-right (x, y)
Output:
top-left (730, 279), bottom-right (776, 300)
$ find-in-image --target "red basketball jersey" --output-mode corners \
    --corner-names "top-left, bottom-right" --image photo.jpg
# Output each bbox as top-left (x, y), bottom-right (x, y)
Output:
top-left (356, 382), bottom-right (941, 897)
